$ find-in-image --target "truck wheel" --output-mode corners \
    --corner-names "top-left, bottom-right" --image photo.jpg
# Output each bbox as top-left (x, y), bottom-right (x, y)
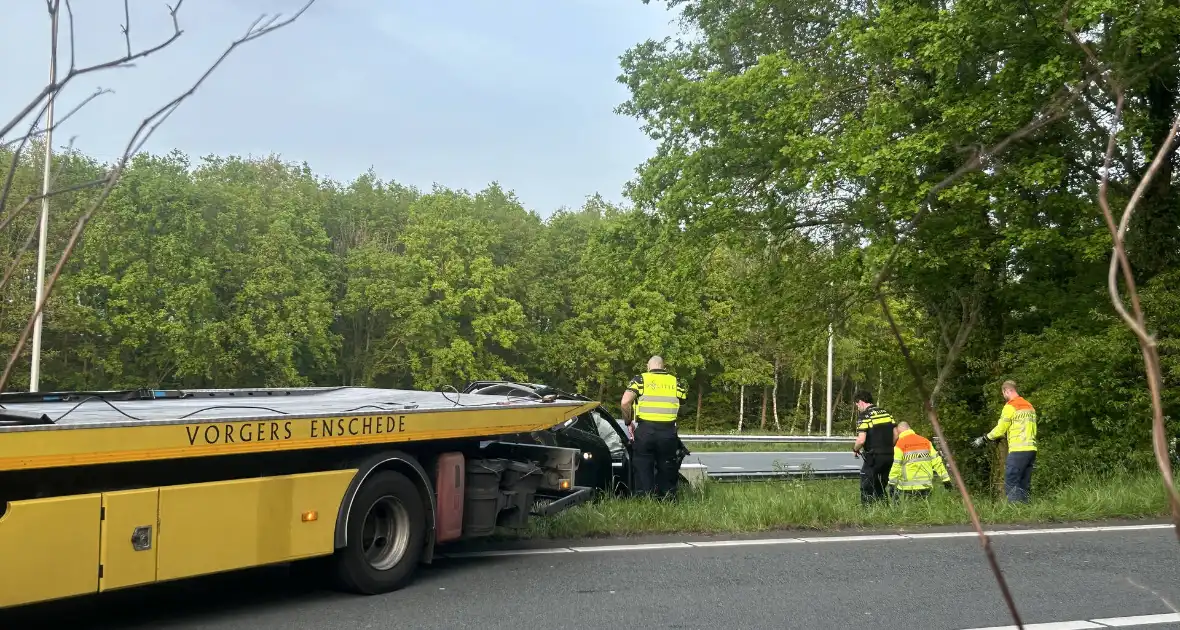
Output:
top-left (333, 469), bottom-right (427, 595)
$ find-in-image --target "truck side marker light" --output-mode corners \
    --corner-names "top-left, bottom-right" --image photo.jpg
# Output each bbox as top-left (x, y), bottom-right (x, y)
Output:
top-left (301, 510), bottom-right (318, 522)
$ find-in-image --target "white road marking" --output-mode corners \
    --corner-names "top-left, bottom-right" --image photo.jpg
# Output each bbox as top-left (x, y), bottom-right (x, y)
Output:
top-left (901, 532), bottom-right (978, 539)
top-left (960, 622), bottom-right (1104, 630)
top-left (959, 612), bottom-right (1180, 629)
top-left (443, 547), bottom-right (574, 558)
top-left (569, 542), bottom-right (693, 552)
top-left (841, 465), bottom-right (861, 469)
top-left (988, 527), bottom-right (1090, 536)
top-left (721, 466), bottom-right (745, 470)
top-left (437, 523), bottom-right (1173, 559)
top-left (1093, 613), bottom-right (1180, 626)
top-left (687, 538), bottom-right (804, 548)
top-left (796, 534), bottom-right (907, 543)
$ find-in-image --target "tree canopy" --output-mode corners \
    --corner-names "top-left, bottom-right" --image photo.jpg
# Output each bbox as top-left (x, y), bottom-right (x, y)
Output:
top-left (616, 0), bottom-right (1179, 487)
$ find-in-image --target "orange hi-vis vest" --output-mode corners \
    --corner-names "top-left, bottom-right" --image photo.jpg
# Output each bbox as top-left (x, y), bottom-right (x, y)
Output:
top-left (888, 429), bottom-right (951, 492)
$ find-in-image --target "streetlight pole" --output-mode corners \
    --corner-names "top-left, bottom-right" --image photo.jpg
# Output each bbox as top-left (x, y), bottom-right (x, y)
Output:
top-left (30, 6), bottom-right (59, 393)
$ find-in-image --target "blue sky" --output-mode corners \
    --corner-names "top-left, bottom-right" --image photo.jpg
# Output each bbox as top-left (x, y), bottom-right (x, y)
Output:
top-left (1, 0), bottom-right (682, 216)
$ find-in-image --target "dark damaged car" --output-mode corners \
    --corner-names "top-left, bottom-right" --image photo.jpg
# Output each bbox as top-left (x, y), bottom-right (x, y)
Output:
top-left (461, 380), bottom-right (692, 496)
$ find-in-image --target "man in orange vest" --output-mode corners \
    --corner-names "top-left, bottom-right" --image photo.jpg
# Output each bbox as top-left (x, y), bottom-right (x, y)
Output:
top-left (973, 380), bottom-right (1038, 503)
top-left (888, 421), bottom-right (952, 499)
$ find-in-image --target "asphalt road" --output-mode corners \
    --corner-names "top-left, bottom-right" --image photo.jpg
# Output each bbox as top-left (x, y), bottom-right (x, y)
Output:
top-left (690, 450), bottom-right (860, 473)
top-left (3, 525), bottom-right (1177, 629)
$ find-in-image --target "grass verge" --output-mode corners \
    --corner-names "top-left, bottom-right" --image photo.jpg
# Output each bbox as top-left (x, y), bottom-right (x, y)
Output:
top-left (515, 472), bottom-right (1173, 540)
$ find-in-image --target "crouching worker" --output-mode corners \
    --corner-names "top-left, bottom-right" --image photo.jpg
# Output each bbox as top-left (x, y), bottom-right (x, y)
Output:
top-left (888, 422), bottom-right (952, 500)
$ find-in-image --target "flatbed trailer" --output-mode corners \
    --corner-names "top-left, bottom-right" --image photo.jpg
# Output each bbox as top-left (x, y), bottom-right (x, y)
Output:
top-left (0, 386), bottom-right (599, 609)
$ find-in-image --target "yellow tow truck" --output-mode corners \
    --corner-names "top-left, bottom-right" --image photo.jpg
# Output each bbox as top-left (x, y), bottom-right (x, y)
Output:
top-left (0, 386), bottom-right (598, 608)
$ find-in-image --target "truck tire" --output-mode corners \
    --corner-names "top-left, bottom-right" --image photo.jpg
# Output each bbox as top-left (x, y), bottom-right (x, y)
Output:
top-left (333, 469), bottom-right (427, 595)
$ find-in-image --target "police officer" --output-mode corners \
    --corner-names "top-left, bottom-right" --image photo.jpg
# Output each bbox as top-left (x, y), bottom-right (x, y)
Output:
top-left (851, 390), bottom-right (896, 505)
top-left (888, 421), bottom-right (952, 499)
top-left (620, 355), bottom-right (687, 499)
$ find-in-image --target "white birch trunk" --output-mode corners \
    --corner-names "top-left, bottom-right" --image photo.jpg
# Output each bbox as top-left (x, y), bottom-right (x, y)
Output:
top-left (738, 384), bottom-right (745, 432)
top-left (807, 371), bottom-right (815, 435)
top-left (772, 356), bottom-right (781, 431)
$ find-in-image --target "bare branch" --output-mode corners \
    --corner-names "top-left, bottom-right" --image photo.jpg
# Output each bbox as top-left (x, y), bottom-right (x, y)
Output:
top-left (1094, 86), bottom-right (1180, 541)
top-left (0, 175), bottom-right (110, 236)
top-left (0, 97), bottom-right (50, 218)
top-left (0, 222), bottom-right (41, 295)
top-left (875, 291), bottom-right (1023, 627)
top-left (930, 295), bottom-right (980, 401)
top-left (873, 79), bottom-right (1090, 291)
top-left (0, 0), bottom-right (317, 393)
top-left (121, 0), bottom-right (132, 59)
top-left (0, 134), bottom-right (80, 296)
top-left (0, 0), bottom-right (187, 143)
top-left (1, 88), bottom-right (112, 151)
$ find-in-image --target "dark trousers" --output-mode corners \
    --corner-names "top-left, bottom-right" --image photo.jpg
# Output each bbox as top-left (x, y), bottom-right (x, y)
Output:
top-left (860, 452), bottom-right (893, 504)
top-left (1004, 451), bottom-right (1036, 503)
top-left (633, 420), bottom-right (680, 499)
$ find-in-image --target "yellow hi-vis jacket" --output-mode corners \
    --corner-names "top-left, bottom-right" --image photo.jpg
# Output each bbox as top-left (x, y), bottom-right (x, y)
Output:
top-left (888, 429), bottom-right (950, 491)
top-left (627, 370), bottom-right (687, 422)
top-left (987, 396), bottom-right (1037, 452)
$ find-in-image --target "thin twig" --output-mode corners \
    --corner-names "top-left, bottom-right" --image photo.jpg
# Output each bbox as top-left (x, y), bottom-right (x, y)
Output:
top-left (873, 82), bottom-right (1088, 290)
top-left (930, 296), bottom-right (980, 400)
top-left (1, 222), bottom-right (41, 294)
top-left (1, 88), bottom-right (112, 150)
top-left (0, 135), bottom-right (80, 295)
top-left (0, 176), bottom-right (111, 236)
top-left (0, 97), bottom-right (49, 217)
top-left (0, 0), bottom-right (187, 143)
top-left (875, 292), bottom-right (1024, 628)
top-left (0, 0), bottom-right (317, 393)
top-left (122, 0), bottom-right (132, 58)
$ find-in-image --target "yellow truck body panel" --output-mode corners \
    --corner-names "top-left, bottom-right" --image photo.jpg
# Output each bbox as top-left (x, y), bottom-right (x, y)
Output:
top-left (156, 470), bottom-right (354, 580)
top-left (0, 493), bottom-right (102, 607)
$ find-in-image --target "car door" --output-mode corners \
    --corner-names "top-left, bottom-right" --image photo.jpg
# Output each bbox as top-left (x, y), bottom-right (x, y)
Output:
top-left (586, 407), bottom-right (633, 495)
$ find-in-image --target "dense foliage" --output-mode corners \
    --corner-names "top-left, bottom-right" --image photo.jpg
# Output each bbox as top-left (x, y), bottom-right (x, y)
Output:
top-left (2, 0), bottom-right (1177, 495)
top-left (616, 0), bottom-right (1180, 490)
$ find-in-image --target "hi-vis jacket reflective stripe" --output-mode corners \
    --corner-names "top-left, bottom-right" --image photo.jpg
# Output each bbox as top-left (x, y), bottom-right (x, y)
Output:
top-left (630, 371), bottom-right (687, 422)
top-left (888, 429), bottom-right (950, 491)
top-left (856, 405), bottom-right (897, 454)
top-left (987, 396), bottom-right (1037, 452)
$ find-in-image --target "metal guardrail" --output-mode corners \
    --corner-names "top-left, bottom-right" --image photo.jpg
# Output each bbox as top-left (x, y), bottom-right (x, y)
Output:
top-left (706, 469), bottom-right (860, 481)
top-left (676, 435), bottom-right (860, 483)
top-left (679, 434), bottom-right (856, 443)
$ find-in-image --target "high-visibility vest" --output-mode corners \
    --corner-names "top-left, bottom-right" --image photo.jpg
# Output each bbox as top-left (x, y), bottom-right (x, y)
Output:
top-left (888, 429), bottom-right (950, 491)
top-left (633, 371), bottom-right (686, 422)
top-left (856, 406), bottom-right (897, 454)
top-left (987, 396), bottom-right (1037, 452)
